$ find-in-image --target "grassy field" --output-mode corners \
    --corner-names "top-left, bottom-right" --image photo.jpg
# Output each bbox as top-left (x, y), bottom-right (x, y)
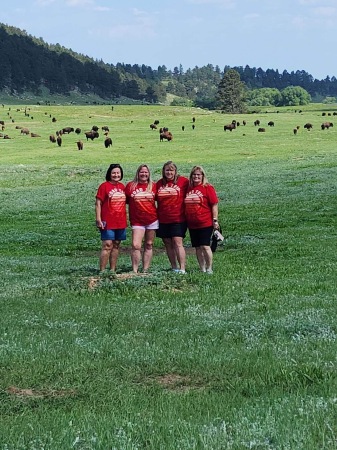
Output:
top-left (0, 103), bottom-right (336, 449)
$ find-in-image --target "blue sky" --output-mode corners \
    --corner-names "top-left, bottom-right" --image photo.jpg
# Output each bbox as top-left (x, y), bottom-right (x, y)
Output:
top-left (2, 0), bottom-right (336, 80)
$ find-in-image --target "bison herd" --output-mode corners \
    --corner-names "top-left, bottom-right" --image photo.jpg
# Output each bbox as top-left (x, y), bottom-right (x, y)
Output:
top-left (1, 105), bottom-right (336, 146)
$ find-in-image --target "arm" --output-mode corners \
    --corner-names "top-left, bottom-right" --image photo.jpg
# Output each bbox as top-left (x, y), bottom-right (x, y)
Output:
top-left (95, 198), bottom-right (104, 229)
top-left (211, 203), bottom-right (219, 229)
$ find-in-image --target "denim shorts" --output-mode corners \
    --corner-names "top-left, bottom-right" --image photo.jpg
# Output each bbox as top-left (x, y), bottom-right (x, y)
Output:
top-left (100, 228), bottom-right (127, 241)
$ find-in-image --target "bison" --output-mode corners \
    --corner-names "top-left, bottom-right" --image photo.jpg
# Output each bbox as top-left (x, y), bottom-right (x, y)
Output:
top-left (75, 128), bottom-right (81, 134)
top-left (62, 127), bottom-right (74, 134)
top-left (49, 134), bottom-right (56, 143)
top-left (77, 140), bottom-right (83, 150)
top-left (254, 120), bottom-right (260, 126)
top-left (160, 131), bottom-right (173, 141)
top-left (20, 127), bottom-right (30, 135)
top-left (57, 136), bottom-right (62, 147)
top-left (104, 137), bottom-right (112, 148)
top-left (224, 123), bottom-right (236, 132)
top-left (304, 123), bottom-right (313, 130)
top-left (321, 121), bottom-right (333, 130)
top-left (268, 121), bottom-right (275, 126)
top-left (85, 130), bottom-right (99, 141)
top-left (102, 126), bottom-right (109, 132)
top-left (150, 123), bottom-right (157, 130)
top-left (258, 128), bottom-right (266, 132)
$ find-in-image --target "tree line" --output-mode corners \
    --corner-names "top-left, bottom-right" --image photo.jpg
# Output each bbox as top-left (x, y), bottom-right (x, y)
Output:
top-left (1, 23), bottom-right (337, 108)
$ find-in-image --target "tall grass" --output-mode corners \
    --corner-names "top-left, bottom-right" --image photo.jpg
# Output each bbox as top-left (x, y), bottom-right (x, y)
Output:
top-left (0, 104), bottom-right (336, 449)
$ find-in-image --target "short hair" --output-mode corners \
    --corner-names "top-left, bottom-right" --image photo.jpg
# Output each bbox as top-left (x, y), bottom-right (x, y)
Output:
top-left (105, 163), bottom-right (124, 181)
top-left (162, 160), bottom-right (178, 184)
top-left (189, 165), bottom-right (208, 186)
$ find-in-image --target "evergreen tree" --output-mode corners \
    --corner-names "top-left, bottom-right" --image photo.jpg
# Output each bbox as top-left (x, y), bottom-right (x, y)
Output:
top-left (216, 69), bottom-right (246, 113)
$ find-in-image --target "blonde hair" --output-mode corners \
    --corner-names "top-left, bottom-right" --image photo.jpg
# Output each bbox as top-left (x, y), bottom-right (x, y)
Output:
top-left (162, 161), bottom-right (178, 185)
top-left (189, 165), bottom-right (208, 187)
top-left (131, 164), bottom-right (153, 192)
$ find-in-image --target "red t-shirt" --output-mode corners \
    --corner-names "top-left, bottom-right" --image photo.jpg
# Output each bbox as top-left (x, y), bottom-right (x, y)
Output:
top-left (125, 182), bottom-right (158, 226)
top-left (96, 181), bottom-right (127, 229)
top-left (156, 176), bottom-right (189, 223)
top-left (184, 183), bottom-right (218, 229)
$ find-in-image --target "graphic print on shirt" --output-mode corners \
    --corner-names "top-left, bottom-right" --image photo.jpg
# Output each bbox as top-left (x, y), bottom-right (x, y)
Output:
top-left (131, 189), bottom-right (155, 215)
top-left (185, 188), bottom-right (203, 215)
top-left (108, 188), bottom-right (126, 214)
top-left (157, 184), bottom-right (180, 205)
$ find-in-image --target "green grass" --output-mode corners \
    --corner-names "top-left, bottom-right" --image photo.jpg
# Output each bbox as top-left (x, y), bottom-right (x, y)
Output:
top-left (0, 103), bottom-right (336, 449)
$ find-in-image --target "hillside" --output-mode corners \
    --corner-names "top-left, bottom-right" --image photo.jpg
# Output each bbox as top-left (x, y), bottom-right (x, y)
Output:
top-left (1, 23), bottom-right (337, 106)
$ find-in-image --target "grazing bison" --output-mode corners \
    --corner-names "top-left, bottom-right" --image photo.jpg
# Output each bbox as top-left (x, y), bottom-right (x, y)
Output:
top-left (321, 121), bottom-right (333, 129)
top-left (224, 123), bottom-right (236, 131)
top-left (102, 126), bottom-right (109, 132)
top-left (268, 121), bottom-right (275, 126)
top-left (91, 125), bottom-right (99, 132)
top-left (154, 120), bottom-right (160, 125)
top-left (52, 117), bottom-right (57, 122)
top-left (62, 127), bottom-right (74, 134)
top-left (49, 134), bottom-right (56, 143)
top-left (254, 120), bottom-right (260, 126)
top-left (75, 128), bottom-right (81, 134)
top-left (258, 128), bottom-right (266, 132)
top-left (20, 127), bottom-right (30, 135)
top-left (304, 123), bottom-right (313, 130)
top-left (293, 128), bottom-right (298, 135)
top-left (150, 123), bottom-right (157, 130)
top-left (182, 125), bottom-right (185, 131)
top-left (85, 130), bottom-right (99, 141)
top-left (57, 136), bottom-right (62, 147)
top-left (242, 120), bottom-right (247, 126)
top-left (160, 131), bottom-right (173, 141)
top-left (104, 137), bottom-right (112, 148)
top-left (77, 140), bottom-right (83, 150)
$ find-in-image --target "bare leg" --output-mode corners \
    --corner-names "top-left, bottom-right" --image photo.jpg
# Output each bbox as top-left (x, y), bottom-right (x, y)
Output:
top-left (195, 246), bottom-right (206, 272)
top-left (200, 245), bottom-right (213, 272)
top-left (99, 240), bottom-right (113, 271)
top-left (142, 229), bottom-right (156, 272)
top-left (131, 229), bottom-right (145, 273)
top-left (109, 240), bottom-right (121, 271)
top-left (162, 237), bottom-right (178, 269)
top-left (172, 236), bottom-right (186, 271)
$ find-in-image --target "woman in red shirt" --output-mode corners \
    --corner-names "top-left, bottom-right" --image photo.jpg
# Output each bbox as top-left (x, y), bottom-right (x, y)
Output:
top-left (95, 163), bottom-right (127, 273)
top-left (156, 161), bottom-right (189, 273)
top-left (125, 164), bottom-right (158, 273)
top-left (184, 165), bottom-right (219, 273)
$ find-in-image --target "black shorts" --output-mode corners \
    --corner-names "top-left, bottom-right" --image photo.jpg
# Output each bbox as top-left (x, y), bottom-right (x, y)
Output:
top-left (156, 222), bottom-right (187, 239)
top-left (189, 226), bottom-right (213, 247)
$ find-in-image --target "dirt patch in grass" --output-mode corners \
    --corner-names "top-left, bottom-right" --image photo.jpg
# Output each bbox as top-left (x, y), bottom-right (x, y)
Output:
top-left (7, 386), bottom-right (76, 399)
top-left (150, 374), bottom-right (204, 392)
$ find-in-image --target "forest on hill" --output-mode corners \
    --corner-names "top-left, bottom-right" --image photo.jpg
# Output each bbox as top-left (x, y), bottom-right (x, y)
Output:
top-left (1, 23), bottom-right (337, 107)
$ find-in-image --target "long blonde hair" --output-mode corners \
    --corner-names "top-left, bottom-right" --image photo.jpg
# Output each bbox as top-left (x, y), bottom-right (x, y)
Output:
top-left (131, 164), bottom-right (153, 192)
top-left (189, 165), bottom-right (208, 187)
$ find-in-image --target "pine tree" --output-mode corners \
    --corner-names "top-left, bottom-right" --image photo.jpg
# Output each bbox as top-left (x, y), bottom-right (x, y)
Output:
top-left (216, 69), bottom-right (246, 113)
